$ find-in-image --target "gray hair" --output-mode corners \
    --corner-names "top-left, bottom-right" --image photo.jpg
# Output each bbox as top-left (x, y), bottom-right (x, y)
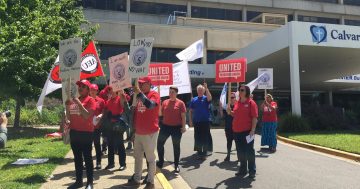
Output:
top-left (197, 84), bottom-right (205, 91)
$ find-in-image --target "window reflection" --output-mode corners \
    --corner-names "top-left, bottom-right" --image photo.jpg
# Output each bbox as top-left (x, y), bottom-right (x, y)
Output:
top-left (131, 1), bottom-right (186, 15)
top-left (298, 15), bottom-right (339, 24)
top-left (192, 6), bottom-right (242, 22)
top-left (82, 0), bottom-right (126, 11)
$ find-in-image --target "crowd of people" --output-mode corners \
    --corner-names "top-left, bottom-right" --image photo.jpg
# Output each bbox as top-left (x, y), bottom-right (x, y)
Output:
top-left (61, 77), bottom-right (278, 189)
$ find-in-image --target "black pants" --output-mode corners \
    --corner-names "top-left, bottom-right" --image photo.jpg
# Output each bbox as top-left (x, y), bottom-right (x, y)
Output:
top-left (157, 125), bottom-right (182, 167)
top-left (194, 122), bottom-right (211, 156)
top-left (225, 128), bottom-right (234, 156)
top-left (70, 130), bottom-right (94, 183)
top-left (107, 130), bottom-right (126, 167)
top-left (93, 128), bottom-right (102, 164)
top-left (234, 130), bottom-right (256, 174)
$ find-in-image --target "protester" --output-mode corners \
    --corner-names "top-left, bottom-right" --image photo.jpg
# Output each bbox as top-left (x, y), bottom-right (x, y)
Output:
top-left (103, 87), bottom-right (128, 171)
top-left (0, 112), bottom-right (8, 149)
top-left (65, 80), bottom-right (96, 189)
top-left (220, 92), bottom-right (236, 162)
top-left (98, 85), bottom-right (112, 155)
top-left (189, 83), bottom-right (213, 160)
top-left (125, 76), bottom-right (160, 189)
top-left (89, 84), bottom-right (105, 169)
top-left (228, 85), bottom-right (258, 179)
top-left (261, 94), bottom-right (278, 153)
top-left (157, 86), bottom-right (186, 173)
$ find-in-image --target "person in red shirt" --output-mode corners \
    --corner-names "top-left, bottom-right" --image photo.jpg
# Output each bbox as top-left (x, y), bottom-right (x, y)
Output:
top-left (125, 76), bottom-right (160, 189)
top-left (261, 94), bottom-right (278, 153)
top-left (156, 86), bottom-right (186, 173)
top-left (103, 87), bottom-right (128, 171)
top-left (228, 84), bottom-right (258, 179)
top-left (65, 80), bottom-right (96, 189)
top-left (89, 84), bottom-right (105, 169)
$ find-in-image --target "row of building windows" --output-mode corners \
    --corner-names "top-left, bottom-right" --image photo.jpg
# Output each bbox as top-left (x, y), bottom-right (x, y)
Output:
top-left (307, 0), bottom-right (360, 6)
top-left (98, 44), bottom-right (234, 64)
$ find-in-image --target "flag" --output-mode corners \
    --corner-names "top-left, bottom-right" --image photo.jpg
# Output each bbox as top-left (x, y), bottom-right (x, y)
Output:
top-left (36, 56), bottom-right (62, 112)
top-left (176, 39), bottom-right (204, 61)
top-left (246, 73), bottom-right (266, 93)
top-left (220, 83), bottom-right (227, 110)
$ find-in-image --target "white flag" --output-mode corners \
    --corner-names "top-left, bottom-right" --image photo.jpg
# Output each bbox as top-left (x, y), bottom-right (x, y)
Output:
top-left (220, 83), bottom-right (227, 110)
top-left (176, 39), bottom-right (204, 62)
top-left (36, 56), bottom-right (62, 113)
top-left (153, 61), bottom-right (191, 97)
top-left (246, 73), bottom-right (266, 94)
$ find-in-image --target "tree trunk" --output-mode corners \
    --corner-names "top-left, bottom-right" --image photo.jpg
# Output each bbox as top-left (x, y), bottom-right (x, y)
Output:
top-left (14, 97), bottom-right (21, 127)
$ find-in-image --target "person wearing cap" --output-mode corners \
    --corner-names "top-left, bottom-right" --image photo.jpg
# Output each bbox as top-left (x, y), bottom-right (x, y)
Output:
top-left (228, 85), bottom-right (258, 179)
top-left (65, 80), bottom-right (96, 189)
top-left (125, 76), bottom-right (160, 189)
top-left (102, 87), bottom-right (128, 171)
top-left (260, 94), bottom-right (278, 153)
top-left (156, 86), bottom-right (186, 173)
top-left (89, 83), bottom-right (105, 169)
top-left (220, 92), bottom-right (237, 162)
top-left (189, 83), bottom-right (213, 160)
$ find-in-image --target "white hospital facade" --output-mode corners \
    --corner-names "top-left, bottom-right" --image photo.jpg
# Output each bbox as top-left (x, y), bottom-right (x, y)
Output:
top-left (83, 0), bottom-right (360, 115)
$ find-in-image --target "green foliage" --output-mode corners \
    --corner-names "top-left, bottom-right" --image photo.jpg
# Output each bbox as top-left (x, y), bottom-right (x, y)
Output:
top-left (303, 105), bottom-right (348, 130)
top-left (278, 113), bottom-right (311, 133)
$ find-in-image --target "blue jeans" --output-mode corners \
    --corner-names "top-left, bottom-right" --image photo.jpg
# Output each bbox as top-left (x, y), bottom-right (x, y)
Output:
top-left (234, 130), bottom-right (256, 174)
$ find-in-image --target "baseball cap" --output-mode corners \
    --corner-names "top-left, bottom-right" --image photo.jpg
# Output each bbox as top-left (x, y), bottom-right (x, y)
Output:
top-left (76, 80), bottom-right (91, 88)
top-left (138, 76), bottom-right (152, 84)
top-left (90, 84), bottom-right (99, 90)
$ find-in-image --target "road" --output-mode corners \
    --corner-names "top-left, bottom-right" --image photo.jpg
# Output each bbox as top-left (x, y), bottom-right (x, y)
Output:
top-left (162, 129), bottom-right (360, 189)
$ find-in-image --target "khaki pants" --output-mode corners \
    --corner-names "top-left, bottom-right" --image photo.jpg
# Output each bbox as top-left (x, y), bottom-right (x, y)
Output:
top-left (133, 131), bottom-right (159, 184)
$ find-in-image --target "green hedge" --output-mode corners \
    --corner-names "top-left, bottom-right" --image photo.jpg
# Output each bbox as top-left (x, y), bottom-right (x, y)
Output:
top-left (278, 113), bottom-right (311, 133)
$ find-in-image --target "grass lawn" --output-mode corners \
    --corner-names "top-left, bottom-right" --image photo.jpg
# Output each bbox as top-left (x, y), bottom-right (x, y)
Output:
top-left (279, 130), bottom-right (360, 155)
top-left (0, 127), bottom-right (70, 189)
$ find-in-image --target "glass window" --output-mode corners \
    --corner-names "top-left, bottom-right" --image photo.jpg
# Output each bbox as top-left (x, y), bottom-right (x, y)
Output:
top-left (288, 15), bottom-right (294, 22)
top-left (345, 19), bottom-right (360, 26)
top-left (207, 51), bottom-right (235, 64)
top-left (191, 6), bottom-right (242, 22)
top-left (82, 0), bottom-right (126, 11)
top-left (306, 0), bottom-right (337, 3)
top-left (298, 15), bottom-right (339, 24)
top-left (247, 11), bottom-right (262, 22)
top-left (131, 1), bottom-right (186, 15)
top-left (98, 44), bottom-right (129, 60)
top-left (344, 0), bottom-right (360, 6)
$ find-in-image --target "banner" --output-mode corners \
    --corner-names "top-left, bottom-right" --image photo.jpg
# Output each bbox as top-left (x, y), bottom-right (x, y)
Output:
top-left (220, 83), bottom-right (227, 110)
top-left (80, 41), bottom-right (104, 79)
top-left (109, 52), bottom-right (132, 91)
top-left (153, 61), bottom-right (191, 97)
top-left (128, 37), bottom-right (154, 78)
top-left (215, 58), bottom-right (247, 83)
top-left (148, 63), bottom-right (173, 86)
top-left (258, 68), bottom-right (273, 89)
top-left (59, 37), bottom-right (82, 80)
top-left (246, 73), bottom-right (266, 94)
top-left (176, 39), bottom-right (204, 61)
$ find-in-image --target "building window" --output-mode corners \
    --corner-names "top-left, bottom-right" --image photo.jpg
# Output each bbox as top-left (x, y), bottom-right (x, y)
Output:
top-left (207, 51), bottom-right (235, 64)
top-left (191, 6), bottom-right (242, 22)
top-left (130, 1), bottom-right (186, 15)
top-left (82, 0), bottom-right (127, 11)
top-left (344, 0), bottom-right (360, 6)
top-left (305, 0), bottom-right (337, 3)
top-left (298, 15), bottom-right (339, 24)
top-left (345, 19), bottom-right (360, 26)
top-left (99, 44), bottom-right (129, 60)
top-left (288, 15), bottom-right (294, 22)
top-left (247, 11), bottom-right (262, 22)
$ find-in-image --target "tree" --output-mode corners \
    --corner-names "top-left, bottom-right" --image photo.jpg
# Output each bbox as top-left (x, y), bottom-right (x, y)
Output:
top-left (0, 0), bottom-right (97, 127)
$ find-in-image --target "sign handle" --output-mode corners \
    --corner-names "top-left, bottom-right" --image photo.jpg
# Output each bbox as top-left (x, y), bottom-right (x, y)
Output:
top-left (132, 78), bottom-right (139, 107)
top-left (158, 85), bottom-right (162, 116)
top-left (68, 77), bottom-right (72, 100)
top-left (265, 89), bottom-right (267, 99)
top-left (227, 82), bottom-right (232, 106)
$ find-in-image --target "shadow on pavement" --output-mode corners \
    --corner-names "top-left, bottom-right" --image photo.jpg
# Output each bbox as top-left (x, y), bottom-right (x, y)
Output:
top-left (213, 175), bottom-right (255, 189)
top-left (179, 154), bottom-right (204, 171)
top-left (209, 159), bottom-right (238, 172)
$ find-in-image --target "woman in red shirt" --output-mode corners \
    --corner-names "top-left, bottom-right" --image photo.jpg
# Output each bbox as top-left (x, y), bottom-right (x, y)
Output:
top-left (157, 86), bottom-right (186, 173)
top-left (261, 94), bottom-right (278, 153)
top-left (228, 85), bottom-right (258, 179)
top-left (65, 80), bottom-right (96, 189)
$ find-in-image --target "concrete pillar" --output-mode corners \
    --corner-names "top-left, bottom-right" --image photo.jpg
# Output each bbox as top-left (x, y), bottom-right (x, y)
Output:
top-left (126, 0), bottom-right (130, 13)
top-left (202, 31), bottom-right (208, 64)
top-left (340, 16), bottom-right (345, 25)
top-left (242, 7), bottom-right (247, 22)
top-left (187, 1), bottom-right (191, 17)
top-left (293, 11), bottom-right (298, 21)
top-left (289, 23), bottom-right (302, 115)
top-left (338, 0), bottom-right (344, 5)
top-left (328, 91), bottom-right (333, 106)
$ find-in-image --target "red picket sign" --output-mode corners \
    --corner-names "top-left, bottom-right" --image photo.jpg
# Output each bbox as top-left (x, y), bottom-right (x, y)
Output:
top-left (215, 58), bottom-right (247, 83)
top-left (148, 63), bottom-right (173, 86)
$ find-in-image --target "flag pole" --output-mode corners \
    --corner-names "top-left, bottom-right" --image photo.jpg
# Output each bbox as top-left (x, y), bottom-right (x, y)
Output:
top-left (158, 85), bottom-right (162, 116)
top-left (132, 78), bottom-right (139, 107)
top-left (227, 82), bottom-right (232, 105)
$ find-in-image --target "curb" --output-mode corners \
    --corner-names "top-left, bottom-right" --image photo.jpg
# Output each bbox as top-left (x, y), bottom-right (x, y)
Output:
top-left (277, 135), bottom-right (360, 162)
top-left (156, 170), bottom-right (173, 189)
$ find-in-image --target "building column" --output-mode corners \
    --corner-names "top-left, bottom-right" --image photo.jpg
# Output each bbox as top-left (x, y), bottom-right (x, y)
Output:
top-left (293, 11), bottom-right (298, 21)
top-left (187, 1), bottom-right (191, 17)
top-left (338, 0), bottom-right (344, 5)
top-left (328, 91), bottom-right (333, 106)
top-left (202, 30), bottom-right (208, 64)
top-left (242, 7), bottom-right (247, 22)
top-left (126, 0), bottom-right (130, 13)
top-left (340, 16), bottom-right (345, 25)
top-left (289, 24), bottom-right (301, 115)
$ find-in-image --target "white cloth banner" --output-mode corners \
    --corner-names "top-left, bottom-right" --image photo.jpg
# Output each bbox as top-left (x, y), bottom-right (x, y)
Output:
top-left (220, 83), bottom-right (227, 110)
top-left (152, 61), bottom-right (191, 97)
top-left (176, 39), bottom-right (204, 62)
top-left (109, 52), bottom-right (132, 91)
top-left (246, 73), bottom-right (266, 94)
top-left (36, 56), bottom-right (62, 113)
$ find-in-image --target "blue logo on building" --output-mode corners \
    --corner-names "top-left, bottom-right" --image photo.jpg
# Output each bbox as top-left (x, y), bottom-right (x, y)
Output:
top-left (310, 25), bottom-right (327, 44)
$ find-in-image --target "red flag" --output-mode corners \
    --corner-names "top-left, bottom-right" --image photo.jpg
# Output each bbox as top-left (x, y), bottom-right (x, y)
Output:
top-left (215, 58), bottom-right (247, 83)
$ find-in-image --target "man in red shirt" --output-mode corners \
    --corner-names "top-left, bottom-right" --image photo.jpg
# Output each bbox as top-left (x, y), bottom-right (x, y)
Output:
top-left (65, 80), bottom-right (96, 189)
top-left (228, 84), bottom-right (258, 179)
top-left (125, 76), bottom-right (160, 189)
top-left (157, 86), bottom-right (186, 173)
top-left (89, 84), bottom-right (105, 169)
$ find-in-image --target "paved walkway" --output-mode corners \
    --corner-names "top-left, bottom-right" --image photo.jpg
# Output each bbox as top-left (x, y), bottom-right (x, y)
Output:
top-left (41, 148), bottom-right (163, 189)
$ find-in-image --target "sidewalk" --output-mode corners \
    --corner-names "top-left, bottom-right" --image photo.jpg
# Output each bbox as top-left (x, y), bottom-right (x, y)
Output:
top-left (41, 148), bottom-right (163, 189)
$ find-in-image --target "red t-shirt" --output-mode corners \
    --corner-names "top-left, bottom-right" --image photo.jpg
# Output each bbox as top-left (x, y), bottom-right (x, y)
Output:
top-left (162, 98), bottom-right (186, 126)
top-left (262, 101), bottom-right (278, 122)
top-left (93, 96), bottom-right (105, 129)
top-left (106, 96), bottom-right (124, 122)
top-left (232, 98), bottom-right (258, 132)
top-left (69, 96), bottom-right (96, 132)
top-left (134, 91), bottom-right (160, 135)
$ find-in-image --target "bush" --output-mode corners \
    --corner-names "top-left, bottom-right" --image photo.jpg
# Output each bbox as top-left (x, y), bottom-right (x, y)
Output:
top-left (278, 113), bottom-right (311, 133)
top-left (303, 105), bottom-right (348, 130)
